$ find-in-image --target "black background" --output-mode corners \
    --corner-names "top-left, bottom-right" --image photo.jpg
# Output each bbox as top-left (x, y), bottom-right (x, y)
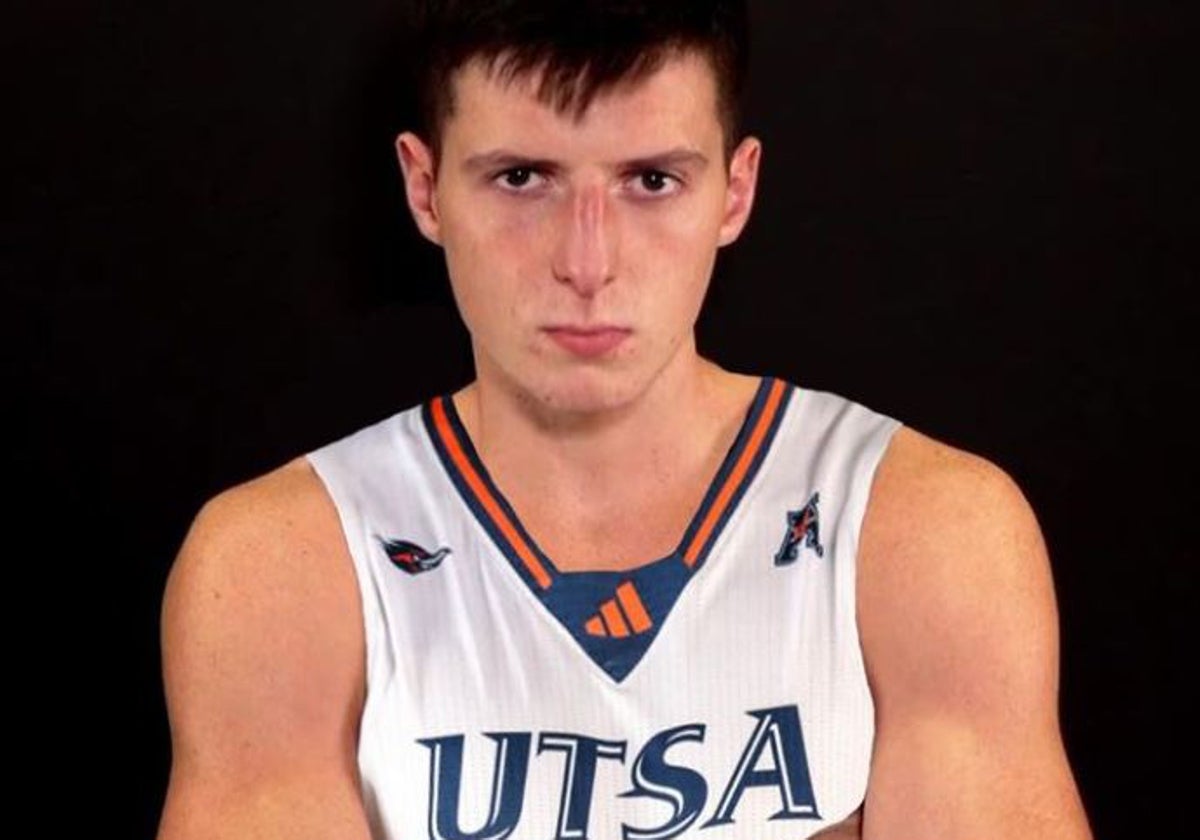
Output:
top-left (6, 1), bottom-right (1194, 836)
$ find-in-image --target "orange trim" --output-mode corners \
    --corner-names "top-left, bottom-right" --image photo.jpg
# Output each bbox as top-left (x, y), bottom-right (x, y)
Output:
top-left (584, 616), bottom-right (605, 636)
top-left (430, 398), bottom-right (553, 589)
top-left (683, 379), bottom-right (786, 567)
top-left (616, 581), bottom-right (653, 633)
top-left (600, 600), bottom-right (630, 637)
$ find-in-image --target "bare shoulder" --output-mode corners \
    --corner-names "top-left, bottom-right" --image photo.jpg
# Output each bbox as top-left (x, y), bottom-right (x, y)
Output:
top-left (864, 424), bottom-right (1037, 532)
top-left (854, 426), bottom-right (1092, 836)
top-left (856, 424), bottom-right (1059, 700)
top-left (163, 455), bottom-right (361, 682)
top-left (158, 455), bottom-right (367, 834)
top-left (858, 424), bottom-right (1053, 611)
top-left (166, 456), bottom-right (350, 588)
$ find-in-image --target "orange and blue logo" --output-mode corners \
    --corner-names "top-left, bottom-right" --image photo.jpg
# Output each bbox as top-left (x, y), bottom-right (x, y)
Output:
top-left (774, 492), bottom-right (824, 565)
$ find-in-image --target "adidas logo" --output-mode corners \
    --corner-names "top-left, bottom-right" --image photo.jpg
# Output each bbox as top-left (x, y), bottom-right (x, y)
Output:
top-left (583, 580), bottom-right (654, 638)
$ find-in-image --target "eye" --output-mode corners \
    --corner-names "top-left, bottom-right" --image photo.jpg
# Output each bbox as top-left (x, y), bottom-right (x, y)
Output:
top-left (630, 169), bottom-right (682, 197)
top-left (493, 166), bottom-right (546, 192)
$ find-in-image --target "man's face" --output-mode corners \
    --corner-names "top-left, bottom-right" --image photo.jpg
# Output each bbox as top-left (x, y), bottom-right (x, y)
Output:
top-left (396, 48), bottom-right (760, 416)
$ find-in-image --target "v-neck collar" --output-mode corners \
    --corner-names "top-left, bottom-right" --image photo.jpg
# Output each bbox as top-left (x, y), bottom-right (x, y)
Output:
top-left (420, 375), bottom-right (796, 682)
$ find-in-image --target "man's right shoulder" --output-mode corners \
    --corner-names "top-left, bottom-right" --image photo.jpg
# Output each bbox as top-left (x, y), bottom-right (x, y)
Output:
top-left (158, 456), bottom-right (369, 836)
top-left (167, 453), bottom-right (358, 625)
top-left (161, 455), bottom-right (364, 727)
top-left (179, 455), bottom-right (347, 576)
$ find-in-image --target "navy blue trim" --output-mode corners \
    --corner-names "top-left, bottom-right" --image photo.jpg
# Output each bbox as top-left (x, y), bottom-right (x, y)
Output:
top-left (680, 379), bottom-right (795, 570)
top-left (421, 399), bottom-right (558, 592)
top-left (419, 377), bottom-right (796, 682)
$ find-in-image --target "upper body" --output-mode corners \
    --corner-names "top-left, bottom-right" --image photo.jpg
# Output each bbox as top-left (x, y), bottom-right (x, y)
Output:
top-left (157, 3), bottom-right (1092, 837)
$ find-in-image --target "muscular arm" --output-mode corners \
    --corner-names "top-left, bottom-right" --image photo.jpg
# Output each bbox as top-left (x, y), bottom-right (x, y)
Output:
top-left (857, 428), bottom-right (1092, 839)
top-left (156, 458), bottom-right (373, 840)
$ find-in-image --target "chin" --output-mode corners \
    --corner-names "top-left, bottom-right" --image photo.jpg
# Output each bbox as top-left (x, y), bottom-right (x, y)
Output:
top-left (518, 365), bottom-right (651, 420)
top-left (478, 335), bottom-right (678, 420)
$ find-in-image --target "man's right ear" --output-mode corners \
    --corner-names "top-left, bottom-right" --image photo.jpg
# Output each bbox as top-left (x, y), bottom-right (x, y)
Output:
top-left (395, 131), bottom-right (443, 246)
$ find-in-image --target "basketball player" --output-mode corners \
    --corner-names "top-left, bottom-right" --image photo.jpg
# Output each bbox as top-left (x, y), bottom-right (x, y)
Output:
top-left (156, 2), bottom-right (1093, 838)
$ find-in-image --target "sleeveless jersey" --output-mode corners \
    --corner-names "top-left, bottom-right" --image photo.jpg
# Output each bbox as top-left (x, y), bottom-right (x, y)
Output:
top-left (304, 375), bottom-right (902, 840)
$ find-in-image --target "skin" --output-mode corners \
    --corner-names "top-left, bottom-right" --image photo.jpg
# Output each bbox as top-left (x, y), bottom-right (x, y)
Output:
top-left (401, 49), bottom-right (757, 420)
top-left (157, 46), bottom-right (1094, 840)
top-left (394, 49), bottom-right (764, 569)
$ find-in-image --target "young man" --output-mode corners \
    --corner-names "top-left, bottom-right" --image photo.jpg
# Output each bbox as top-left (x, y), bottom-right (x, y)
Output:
top-left (157, 3), bottom-right (1093, 838)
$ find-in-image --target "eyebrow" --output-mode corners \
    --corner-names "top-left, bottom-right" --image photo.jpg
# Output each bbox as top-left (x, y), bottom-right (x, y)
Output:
top-left (462, 146), bottom-right (710, 174)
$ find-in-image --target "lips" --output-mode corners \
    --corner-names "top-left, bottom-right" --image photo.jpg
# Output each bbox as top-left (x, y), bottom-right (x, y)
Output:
top-left (542, 325), bottom-right (631, 358)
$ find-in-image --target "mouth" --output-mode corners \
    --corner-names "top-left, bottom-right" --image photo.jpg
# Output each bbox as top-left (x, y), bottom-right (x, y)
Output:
top-left (541, 325), bottom-right (632, 358)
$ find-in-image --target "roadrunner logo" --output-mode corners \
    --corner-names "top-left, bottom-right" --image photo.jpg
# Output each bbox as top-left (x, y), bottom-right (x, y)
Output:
top-left (376, 536), bottom-right (450, 575)
top-left (774, 491), bottom-right (824, 564)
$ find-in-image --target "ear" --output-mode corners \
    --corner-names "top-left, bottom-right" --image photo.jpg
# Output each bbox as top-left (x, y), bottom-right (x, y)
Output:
top-left (395, 131), bottom-right (443, 246)
top-left (716, 136), bottom-right (762, 247)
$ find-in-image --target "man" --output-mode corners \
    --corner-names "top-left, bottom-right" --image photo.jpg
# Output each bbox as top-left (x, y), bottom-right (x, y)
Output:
top-left (157, 2), bottom-right (1093, 838)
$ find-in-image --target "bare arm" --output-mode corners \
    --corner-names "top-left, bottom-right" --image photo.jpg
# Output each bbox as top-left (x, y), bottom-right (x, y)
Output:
top-left (156, 457), bottom-right (373, 840)
top-left (858, 428), bottom-right (1092, 839)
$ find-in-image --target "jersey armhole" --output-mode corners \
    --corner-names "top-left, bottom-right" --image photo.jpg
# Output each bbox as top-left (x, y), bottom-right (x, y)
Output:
top-left (848, 414), bottom-right (905, 653)
top-left (842, 414), bottom-right (905, 820)
top-left (302, 449), bottom-right (381, 710)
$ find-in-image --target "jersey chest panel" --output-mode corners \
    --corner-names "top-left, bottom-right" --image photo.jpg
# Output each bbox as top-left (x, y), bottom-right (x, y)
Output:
top-left (307, 381), bottom-right (901, 840)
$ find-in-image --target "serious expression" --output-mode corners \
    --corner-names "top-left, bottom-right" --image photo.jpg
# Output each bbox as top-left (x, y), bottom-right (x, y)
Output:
top-left (396, 47), bottom-right (760, 416)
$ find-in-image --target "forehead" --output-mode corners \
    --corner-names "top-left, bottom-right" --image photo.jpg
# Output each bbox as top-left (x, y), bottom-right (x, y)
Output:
top-left (442, 49), bottom-right (722, 159)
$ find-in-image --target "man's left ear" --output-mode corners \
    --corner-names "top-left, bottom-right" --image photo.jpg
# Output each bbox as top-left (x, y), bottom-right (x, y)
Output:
top-left (717, 136), bottom-right (762, 247)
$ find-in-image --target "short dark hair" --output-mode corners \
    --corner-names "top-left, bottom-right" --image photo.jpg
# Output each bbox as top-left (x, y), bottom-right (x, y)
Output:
top-left (409, 0), bottom-right (750, 175)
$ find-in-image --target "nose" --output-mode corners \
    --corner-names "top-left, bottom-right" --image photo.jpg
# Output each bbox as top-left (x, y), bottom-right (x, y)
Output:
top-left (551, 179), bottom-right (616, 296)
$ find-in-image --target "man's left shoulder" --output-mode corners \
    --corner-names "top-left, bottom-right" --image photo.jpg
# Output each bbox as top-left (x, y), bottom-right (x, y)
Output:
top-left (863, 425), bottom-right (1046, 572)
top-left (850, 425), bottom-right (1092, 837)
top-left (857, 424), bottom-right (1060, 713)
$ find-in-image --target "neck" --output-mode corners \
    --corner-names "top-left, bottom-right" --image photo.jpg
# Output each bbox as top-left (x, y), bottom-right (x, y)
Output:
top-left (450, 354), bottom-right (758, 523)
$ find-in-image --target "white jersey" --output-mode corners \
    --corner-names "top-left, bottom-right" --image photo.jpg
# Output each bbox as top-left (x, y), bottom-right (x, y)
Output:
top-left (305, 375), bottom-right (902, 840)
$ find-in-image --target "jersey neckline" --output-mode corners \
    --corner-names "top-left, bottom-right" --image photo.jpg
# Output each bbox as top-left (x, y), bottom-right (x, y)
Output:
top-left (419, 375), bottom-right (796, 682)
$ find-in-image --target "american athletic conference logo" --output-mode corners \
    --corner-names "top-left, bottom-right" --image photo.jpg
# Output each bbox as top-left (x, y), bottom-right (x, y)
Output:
top-left (375, 535), bottom-right (451, 575)
top-left (774, 491), bottom-right (824, 565)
